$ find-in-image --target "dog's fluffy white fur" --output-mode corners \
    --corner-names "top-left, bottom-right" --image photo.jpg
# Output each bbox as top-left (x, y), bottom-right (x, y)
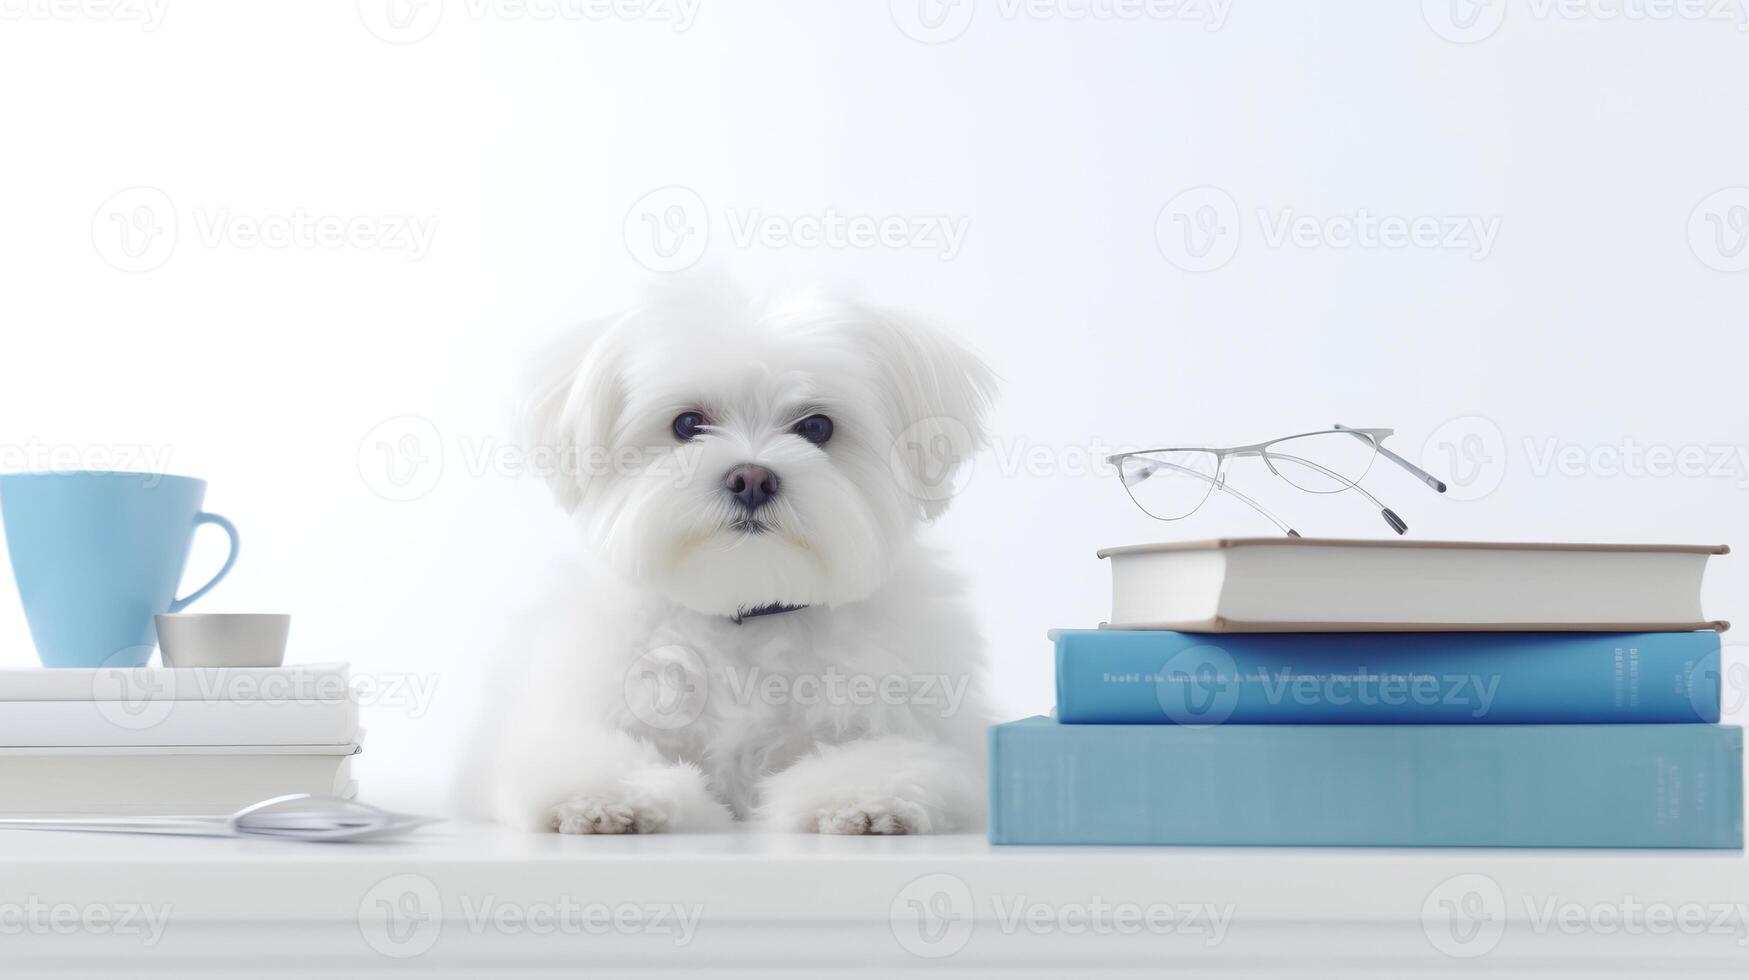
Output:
top-left (460, 280), bottom-right (996, 834)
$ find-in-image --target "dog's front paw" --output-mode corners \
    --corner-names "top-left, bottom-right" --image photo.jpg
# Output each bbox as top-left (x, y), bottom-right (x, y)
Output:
top-left (549, 796), bottom-right (665, 834)
top-left (815, 797), bottom-right (932, 835)
top-left (758, 737), bottom-right (981, 834)
top-left (538, 762), bottom-right (736, 835)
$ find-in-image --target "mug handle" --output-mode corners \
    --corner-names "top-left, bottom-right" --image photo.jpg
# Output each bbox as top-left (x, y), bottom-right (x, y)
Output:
top-left (169, 512), bottom-right (240, 613)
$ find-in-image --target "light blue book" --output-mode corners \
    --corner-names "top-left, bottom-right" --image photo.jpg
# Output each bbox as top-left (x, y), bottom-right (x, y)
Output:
top-left (988, 717), bottom-right (1743, 847)
top-left (1054, 629), bottom-right (1722, 724)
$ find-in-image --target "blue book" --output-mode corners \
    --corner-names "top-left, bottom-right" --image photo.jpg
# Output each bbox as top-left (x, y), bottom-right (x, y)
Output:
top-left (987, 717), bottom-right (1744, 847)
top-left (1054, 629), bottom-right (1722, 724)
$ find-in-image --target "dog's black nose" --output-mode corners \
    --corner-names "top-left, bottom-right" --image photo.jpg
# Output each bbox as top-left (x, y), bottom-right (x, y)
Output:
top-left (724, 464), bottom-right (779, 512)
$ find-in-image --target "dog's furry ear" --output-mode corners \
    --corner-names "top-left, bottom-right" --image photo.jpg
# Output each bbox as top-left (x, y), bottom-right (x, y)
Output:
top-left (519, 318), bottom-right (624, 514)
top-left (849, 305), bottom-right (998, 520)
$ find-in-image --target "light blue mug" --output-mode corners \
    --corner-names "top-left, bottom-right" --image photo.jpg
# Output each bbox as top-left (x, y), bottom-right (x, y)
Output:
top-left (0, 471), bottom-right (240, 668)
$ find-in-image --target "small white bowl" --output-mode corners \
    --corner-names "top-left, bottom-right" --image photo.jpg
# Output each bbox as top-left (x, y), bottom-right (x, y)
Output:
top-left (155, 613), bottom-right (290, 668)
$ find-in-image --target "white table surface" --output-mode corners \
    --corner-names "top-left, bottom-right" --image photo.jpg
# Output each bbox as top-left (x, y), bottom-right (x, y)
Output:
top-left (1, 822), bottom-right (1747, 976)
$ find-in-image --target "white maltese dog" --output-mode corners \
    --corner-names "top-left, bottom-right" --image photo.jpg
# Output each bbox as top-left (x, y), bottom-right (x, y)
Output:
top-left (462, 279), bottom-right (996, 834)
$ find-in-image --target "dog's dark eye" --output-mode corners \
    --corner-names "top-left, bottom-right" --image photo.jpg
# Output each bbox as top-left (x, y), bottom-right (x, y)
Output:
top-left (794, 414), bottom-right (833, 445)
top-left (672, 412), bottom-right (707, 442)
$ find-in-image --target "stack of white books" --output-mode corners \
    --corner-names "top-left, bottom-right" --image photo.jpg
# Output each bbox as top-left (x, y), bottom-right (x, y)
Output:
top-left (0, 663), bottom-right (360, 816)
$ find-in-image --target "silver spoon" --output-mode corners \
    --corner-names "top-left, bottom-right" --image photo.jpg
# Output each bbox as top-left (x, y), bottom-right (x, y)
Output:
top-left (0, 794), bottom-right (440, 842)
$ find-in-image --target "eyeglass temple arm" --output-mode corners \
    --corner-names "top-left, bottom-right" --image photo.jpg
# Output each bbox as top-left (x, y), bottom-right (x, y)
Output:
top-left (1268, 451), bottom-right (1408, 535)
top-left (1333, 424), bottom-right (1448, 494)
top-left (1126, 459), bottom-right (1301, 537)
top-left (1216, 479), bottom-right (1303, 538)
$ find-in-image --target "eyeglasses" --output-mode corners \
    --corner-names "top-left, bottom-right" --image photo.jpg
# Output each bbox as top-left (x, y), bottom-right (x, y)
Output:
top-left (1104, 424), bottom-right (1447, 537)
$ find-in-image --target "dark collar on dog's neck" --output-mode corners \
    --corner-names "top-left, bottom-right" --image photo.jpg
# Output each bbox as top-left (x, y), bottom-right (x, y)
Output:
top-left (729, 603), bottom-right (809, 625)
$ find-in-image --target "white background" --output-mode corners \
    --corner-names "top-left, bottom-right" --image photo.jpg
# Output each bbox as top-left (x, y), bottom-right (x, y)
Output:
top-left (2, 0), bottom-right (1747, 811)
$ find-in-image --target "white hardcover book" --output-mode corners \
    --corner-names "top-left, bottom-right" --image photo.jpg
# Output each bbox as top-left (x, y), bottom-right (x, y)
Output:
top-left (0, 742), bottom-right (359, 816)
top-left (0, 663), bottom-right (351, 701)
top-left (0, 698), bottom-right (358, 747)
top-left (1099, 538), bottom-right (1729, 632)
